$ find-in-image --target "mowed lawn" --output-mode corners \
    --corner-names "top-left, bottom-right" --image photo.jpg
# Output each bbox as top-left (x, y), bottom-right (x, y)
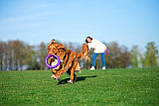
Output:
top-left (0, 68), bottom-right (159, 106)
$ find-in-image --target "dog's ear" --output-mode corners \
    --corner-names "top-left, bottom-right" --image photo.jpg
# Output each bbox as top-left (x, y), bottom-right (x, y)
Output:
top-left (48, 39), bottom-right (55, 47)
top-left (51, 39), bottom-right (55, 43)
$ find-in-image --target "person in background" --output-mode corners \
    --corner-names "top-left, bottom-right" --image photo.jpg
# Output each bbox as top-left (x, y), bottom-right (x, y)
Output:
top-left (85, 36), bottom-right (107, 70)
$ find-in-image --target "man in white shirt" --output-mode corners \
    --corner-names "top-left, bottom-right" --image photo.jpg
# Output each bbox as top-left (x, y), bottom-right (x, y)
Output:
top-left (85, 36), bottom-right (107, 70)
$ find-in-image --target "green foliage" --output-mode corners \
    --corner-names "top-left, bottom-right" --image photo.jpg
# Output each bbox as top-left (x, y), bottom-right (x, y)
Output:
top-left (105, 42), bottom-right (131, 68)
top-left (0, 40), bottom-right (27, 71)
top-left (0, 40), bottom-right (48, 70)
top-left (144, 42), bottom-right (158, 67)
top-left (24, 45), bottom-right (39, 70)
top-left (38, 42), bottom-right (48, 70)
top-left (1, 40), bottom-right (158, 70)
top-left (131, 45), bottom-right (139, 68)
top-left (1, 68), bottom-right (159, 105)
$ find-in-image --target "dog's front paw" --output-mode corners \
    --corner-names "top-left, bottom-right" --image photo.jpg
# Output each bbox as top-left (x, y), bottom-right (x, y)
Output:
top-left (67, 80), bottom-right (73, 84)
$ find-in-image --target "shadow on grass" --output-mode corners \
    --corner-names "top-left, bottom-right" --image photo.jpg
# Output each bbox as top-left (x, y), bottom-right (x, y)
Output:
top-left (57, 75), bottom-right (97, 85)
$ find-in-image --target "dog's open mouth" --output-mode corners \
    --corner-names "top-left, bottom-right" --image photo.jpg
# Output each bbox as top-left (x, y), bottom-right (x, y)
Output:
top-left (51, 59), bottom-right (60, 70)
top-left (49, 57), bottom-right (60, 70)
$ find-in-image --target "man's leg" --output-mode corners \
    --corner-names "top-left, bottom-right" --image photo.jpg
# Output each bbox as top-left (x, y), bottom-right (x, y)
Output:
top-left (90, 53), bottom-right (98, 70)
top-left (100, 53), bottom-right (106, 69)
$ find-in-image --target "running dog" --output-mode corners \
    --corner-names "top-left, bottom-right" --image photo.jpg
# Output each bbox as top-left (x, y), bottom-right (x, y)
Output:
top-left (48, 39), bottom-right (88, 84)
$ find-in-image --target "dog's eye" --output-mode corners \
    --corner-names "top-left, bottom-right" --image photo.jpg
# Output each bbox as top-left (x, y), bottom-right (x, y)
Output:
top-left (62, 48), bottom-right (65, 51)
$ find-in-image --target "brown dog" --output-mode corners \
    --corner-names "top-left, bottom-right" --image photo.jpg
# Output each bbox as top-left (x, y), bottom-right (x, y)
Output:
top-left (48, 39), bottom-right (88, 84)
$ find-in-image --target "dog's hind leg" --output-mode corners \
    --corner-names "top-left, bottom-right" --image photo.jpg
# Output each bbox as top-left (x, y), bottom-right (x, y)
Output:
top-left (67, 67), bottom-right (76, 84)
top-left (73, 74), bottom-right (77, 82)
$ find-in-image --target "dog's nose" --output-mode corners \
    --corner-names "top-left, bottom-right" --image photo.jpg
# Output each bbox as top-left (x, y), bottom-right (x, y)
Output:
top-left (52, 75), bottom-right (56, 79)
top-left (51, 58), bottom-right (55, 62)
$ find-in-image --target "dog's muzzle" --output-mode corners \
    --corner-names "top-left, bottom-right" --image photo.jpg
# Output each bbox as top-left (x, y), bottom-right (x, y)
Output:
top-left (51, 58), bottom-right (60, 70)
top-left (52, 74), bottom-right (56, 79)
top-left (51, 75), bottom-right (61, 81)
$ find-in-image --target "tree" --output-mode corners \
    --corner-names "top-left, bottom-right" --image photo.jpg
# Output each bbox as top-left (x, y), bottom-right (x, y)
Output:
top-left (104, 42), bottom-right (131, 68)
top-left (0, 42), bottom-right (7, 71)
top-left (24, 45), bottom-right (40, 70)
top-left (144, 42), bottom-right (158, 67)
top-left (120, 45), bottom-right (131, 68)
top-left (38, 42), bottom-right (47, 70)
top-left (13, 40), bottom-right (26, 70)
top-left (7, 41), bottom-right (14, 71)
top-left (131, 45), bottom-right (139, 68)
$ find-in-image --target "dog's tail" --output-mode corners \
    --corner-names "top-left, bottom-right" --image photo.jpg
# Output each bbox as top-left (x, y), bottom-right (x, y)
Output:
top-left (77, 43), bottom-right (89, 60)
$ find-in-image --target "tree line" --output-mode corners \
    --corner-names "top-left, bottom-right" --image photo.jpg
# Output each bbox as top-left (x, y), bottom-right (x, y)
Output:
top-left (0, 40), bottom-right (158, 71)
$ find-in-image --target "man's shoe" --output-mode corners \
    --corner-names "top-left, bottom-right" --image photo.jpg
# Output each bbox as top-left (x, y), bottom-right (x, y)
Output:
top-left (90, 66), bottom-right (95, 70)
top-left (102, 67), bottom-right (106, 70)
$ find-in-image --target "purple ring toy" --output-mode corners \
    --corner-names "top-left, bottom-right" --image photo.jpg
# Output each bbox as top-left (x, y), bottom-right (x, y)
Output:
top-left (104, 49), bottom-right (110, 55)
top-left (45, 55), bottom-right (60, 69)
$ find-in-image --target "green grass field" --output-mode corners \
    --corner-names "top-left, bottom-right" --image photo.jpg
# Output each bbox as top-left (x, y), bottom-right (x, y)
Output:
top-left (0, 68), bottom-right (159, 106)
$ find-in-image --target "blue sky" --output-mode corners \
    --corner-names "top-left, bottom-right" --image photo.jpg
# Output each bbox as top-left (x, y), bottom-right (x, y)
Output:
top-left (0, 0), bottom-right (159, 50)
